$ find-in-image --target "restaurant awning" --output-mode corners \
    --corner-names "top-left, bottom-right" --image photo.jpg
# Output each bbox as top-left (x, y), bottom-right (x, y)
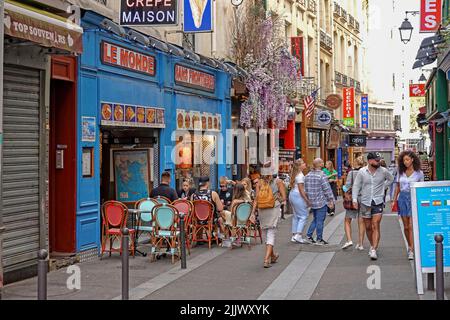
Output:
top-left (4, 0), bottom-right (83, 53)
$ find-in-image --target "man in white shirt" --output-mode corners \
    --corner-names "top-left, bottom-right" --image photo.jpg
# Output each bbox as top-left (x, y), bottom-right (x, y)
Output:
top-left (352, 152), bottom-right (394, 260)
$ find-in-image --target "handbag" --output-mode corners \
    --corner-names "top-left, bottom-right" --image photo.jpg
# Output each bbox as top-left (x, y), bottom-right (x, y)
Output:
top-left (391, 201), bottom-right (399, 213)
top-left (343, 171), bottom-right (355, 210)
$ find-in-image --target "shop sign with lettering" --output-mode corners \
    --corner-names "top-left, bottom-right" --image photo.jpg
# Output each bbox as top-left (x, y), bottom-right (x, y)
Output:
top-left (361, 95), bottom-right (369, 129)
top-left (349, 135), bottom-right (367, 147)
top-left (175, 64), bottom-right (216, 93)
top-left (120, 0), bottom-right (178, 26)
top-left (101, 41), bottom-right (156, 77)
top-left (343, 87), bottom-right (355, 127)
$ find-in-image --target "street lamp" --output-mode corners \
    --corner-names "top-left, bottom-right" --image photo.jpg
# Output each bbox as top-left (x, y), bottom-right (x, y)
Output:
top-left (398, 11), bottom-right (420, 44)
top-left (418, 73), bottom-right (427, 82)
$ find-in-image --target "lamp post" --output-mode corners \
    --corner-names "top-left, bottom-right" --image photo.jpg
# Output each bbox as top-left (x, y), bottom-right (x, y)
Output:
top-left (399, 11), bottom-right (420, 44)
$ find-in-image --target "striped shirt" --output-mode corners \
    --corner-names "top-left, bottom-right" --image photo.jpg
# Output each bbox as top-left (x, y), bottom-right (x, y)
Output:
top-left (305, 169), bottom-right (335, 209)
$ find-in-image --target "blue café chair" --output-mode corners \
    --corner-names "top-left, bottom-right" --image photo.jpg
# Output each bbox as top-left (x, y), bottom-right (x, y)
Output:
top-left (135, 198), bottom-right (159, 244)
top-left (231, 202), bottom-right (253, 249)
top-left (150, 204), bottom-right (180, 264)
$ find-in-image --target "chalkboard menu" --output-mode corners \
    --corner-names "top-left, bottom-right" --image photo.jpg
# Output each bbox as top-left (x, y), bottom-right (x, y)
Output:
top-left (420, 156), bottom-right (432, 181)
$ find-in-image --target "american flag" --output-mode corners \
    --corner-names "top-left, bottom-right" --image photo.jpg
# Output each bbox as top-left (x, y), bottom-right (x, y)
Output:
top-left (304, 88), bottom-right (320, 119)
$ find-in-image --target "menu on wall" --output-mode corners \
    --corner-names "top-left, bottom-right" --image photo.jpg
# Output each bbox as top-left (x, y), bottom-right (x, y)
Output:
top-left (101, 102), bottom-right (165, 128)
top-left (278, 149), bottom-right (296, 174)
top-left (176, 109), bottom-right (221, 131)
top-left (412, 183), bottom-right (450, 269)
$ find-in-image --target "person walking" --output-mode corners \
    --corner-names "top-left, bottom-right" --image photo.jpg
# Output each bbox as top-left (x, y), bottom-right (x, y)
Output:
top-left (352, 152), bottom-right (394, 260)
top-left (392, 151), bottom-right (424, 260)
top-left (304, 158), bottom-right (335, 245)
top-left (341, 157), bottom-right (366, 250)
top-left (289, 159), bottom-right (310, 244)
top-left (323, 161), bottom-right (338, 216)
top-left (252, 163), bottom-right (286, 268)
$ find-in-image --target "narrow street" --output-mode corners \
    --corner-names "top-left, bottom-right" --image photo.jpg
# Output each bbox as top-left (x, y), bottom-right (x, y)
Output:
top-left (3, 200), bottom-right (447, 300)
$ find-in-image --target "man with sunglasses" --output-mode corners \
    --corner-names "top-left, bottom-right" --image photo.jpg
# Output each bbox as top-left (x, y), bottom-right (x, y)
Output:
top-left (352, 152), bottom-right (394, 261)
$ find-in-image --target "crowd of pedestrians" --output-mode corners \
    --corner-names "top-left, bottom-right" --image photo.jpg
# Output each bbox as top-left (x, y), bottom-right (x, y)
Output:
top-left (150, 149), bottom-right (423, 267)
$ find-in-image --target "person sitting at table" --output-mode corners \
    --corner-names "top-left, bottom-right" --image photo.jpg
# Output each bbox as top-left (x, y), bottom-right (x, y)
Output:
top-left (178, 178), bottom-right (196, 199)
top-left (150, 171), bottom-right (178, 203)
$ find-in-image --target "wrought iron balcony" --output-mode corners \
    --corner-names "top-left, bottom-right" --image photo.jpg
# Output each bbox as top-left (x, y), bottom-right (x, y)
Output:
top-left (320, 30), bottom-right (332, 51)
top-left (349, 78), bottom-right (355, 87)
top-left (355, 20), bottom-right (360, 33)
top-left (335, 71), bottom-right (342, 84)
top-left (308, 0), bottom-right (316, 14)
top-left (297, 0), bottom-right (307, 8)
top-left (333, 2), bottom-right (341, 17)
top-left (349, 15), bottom-right (355, 28)
top-left (342, 75), bottom-right (348, 86)
top-left (340, 9), bottom-right (348, 22)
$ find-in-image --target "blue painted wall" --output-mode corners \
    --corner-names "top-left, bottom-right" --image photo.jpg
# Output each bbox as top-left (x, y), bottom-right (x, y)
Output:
top-left (76, 12), bottom-right (231, 252)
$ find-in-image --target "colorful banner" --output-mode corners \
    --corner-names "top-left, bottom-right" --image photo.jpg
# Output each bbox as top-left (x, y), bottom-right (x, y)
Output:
top-left (409, 84), bottom-right (426, 97)
top-left (101, 102), bottom-right (165, 128)
top-left (361, 95), bottom-right (369, 129)
top-left (291, 37), bottom-right (304, 77)
top-left (343, 87), bottom-right (355, 127)
top-left (183, 0), bottom-right (213, 33)
top-left (420, 0), bottom-right (442, 33)
top-left (120, 0), bottom-right (178, 26)
top-left (4, 2), bottom-right (83, 53)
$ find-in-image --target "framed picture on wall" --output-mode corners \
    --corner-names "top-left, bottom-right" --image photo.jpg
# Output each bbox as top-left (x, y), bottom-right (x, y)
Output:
top-left (112, 149), bottom-right (152, 203)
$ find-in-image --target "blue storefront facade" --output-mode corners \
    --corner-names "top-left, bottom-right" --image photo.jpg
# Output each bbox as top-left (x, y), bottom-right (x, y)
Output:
top-left (76, 12), bottom-right (232, 253)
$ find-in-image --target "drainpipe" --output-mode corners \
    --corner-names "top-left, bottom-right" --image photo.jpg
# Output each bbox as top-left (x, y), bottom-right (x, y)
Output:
top-left (0, 0), bottom-right (5, 297)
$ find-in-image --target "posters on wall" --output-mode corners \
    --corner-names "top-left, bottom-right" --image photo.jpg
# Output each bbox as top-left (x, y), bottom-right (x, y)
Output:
top-left (176, 109), bottom-right (221, 131)
top-left (101, 102), bottom-right (165, 128)
top-left (82, 117), bottom-right (96, 142)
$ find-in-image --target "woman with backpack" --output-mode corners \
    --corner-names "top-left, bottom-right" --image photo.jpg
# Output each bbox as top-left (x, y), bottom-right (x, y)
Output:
top-left (252, 163), bottom-right (287, 268)
top-left (342, 157), bottom-right (366, 250)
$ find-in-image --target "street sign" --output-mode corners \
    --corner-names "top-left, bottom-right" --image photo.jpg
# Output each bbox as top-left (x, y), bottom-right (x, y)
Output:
top-left (317, 111), bottom-right (332, 126)
top-left (183, 0), bottom-right (213, 33)
top-left (411, 181), bottom-right (450, 294)
top-left (119, 0), bottom-right (178, 26)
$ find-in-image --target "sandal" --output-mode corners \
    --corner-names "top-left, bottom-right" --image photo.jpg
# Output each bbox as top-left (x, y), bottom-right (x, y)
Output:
top-left (264, 260), bottom-right (272, 268)
top-left (271, 253), bottom-right (279, 264)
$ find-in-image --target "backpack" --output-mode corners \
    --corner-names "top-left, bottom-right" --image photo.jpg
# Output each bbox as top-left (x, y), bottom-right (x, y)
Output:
top-left (257, 179), bottom-right (275, 209)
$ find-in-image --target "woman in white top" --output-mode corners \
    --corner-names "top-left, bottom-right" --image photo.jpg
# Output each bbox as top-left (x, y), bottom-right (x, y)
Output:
top-left (392, 151), bottom-right (424, 261)
top-left (289, 159), bottom-right (311, 244)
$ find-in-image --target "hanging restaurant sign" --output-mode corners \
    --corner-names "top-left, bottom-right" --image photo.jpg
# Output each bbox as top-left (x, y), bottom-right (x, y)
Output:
top-left (343, 87), bottom-right (355, 127)
top-left (4, 1), bottom-right (83, 53)
top-left (101, 41), bottom-right (156, 77)
top-left (101, 102), bottom-right (165, 128)
top-left (119, 0), bottom-right (178, 26)
top-left (420, 0), bottom-right (442, 33)
top-left (175, 64), bottom-right (216, 93)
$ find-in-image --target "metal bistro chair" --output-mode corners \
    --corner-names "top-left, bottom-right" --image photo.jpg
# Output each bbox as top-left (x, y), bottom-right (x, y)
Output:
top-left (249, 210), bottom-right (263, 245)
top-left (231, 202), bottom-right (253, 250)
top-left (192, 200), bottom-right (218, 249)
top-left (101, 200), bottom-right (136, 258)
top-left (154, 195), bottom-right (171, 204)
top-left (135, 198), bottom-right (159, 244)
top-left (172, 199), bottom-right (194, 255)
top-left (150, 204), bottom-right (180, 264)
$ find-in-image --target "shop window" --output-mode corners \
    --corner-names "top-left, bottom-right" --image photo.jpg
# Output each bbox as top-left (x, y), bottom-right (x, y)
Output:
top-left (308, 130), bottom-right (321, 147)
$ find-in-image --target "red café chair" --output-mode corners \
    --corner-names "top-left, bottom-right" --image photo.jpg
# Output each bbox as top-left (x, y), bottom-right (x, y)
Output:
top-left (172, 199), bottom-right (194, 255)
top-left (101, 200), bottom-right (136, 258)
top-left (192, 200), bottom-right (218, 249)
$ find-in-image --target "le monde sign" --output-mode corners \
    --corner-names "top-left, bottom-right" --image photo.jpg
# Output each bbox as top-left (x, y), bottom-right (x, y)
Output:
top-left (120, 0), bottom-right (178, 26)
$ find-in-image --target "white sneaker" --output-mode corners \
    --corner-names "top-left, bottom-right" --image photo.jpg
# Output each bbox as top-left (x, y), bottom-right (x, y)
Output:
top-left (291, 236), bottom-right (297, 243)
top-left (369, 249), bottom-right (378, 260)
top-left (342, 241), bottom-right (353, 250)
top-left (368, 246), bottom-right (374, 256)
top-left (408, 249), bottom-right (414, 260)
top-left (355, 244), bottom-right (365, 251)
top-left (294, 234), bottom-right (306, 244)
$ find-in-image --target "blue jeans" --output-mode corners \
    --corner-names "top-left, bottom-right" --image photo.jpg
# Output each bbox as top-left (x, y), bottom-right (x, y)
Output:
top-left (290, 192), bottom-right (308, 234)
top-left (307, 205), bottom-right (328, 240)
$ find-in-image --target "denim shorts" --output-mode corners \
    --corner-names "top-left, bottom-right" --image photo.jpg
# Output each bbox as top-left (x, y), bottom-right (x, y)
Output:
top-left (398, 191), bottom-right (412, 217)
top-left (360, 200), bottom-right (384, 219)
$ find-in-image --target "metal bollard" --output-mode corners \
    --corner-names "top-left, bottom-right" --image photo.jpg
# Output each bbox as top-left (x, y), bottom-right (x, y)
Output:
top-left (179, 213), bottom-right (187, 269)
top-left (435, 234), bottom-right (444, 300)
top-left (122, 228), bottom-right (129, 300)
top-left (37, 249), bottom-right (48, 300)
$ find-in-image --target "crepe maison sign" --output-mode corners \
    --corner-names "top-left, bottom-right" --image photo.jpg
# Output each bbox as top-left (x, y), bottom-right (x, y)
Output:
top-left (175, 64), bottom-right (216, 93)
top-left (120, 0), bottom-right (178, 26)
top-left (101, 41), bottom-right (156, 77)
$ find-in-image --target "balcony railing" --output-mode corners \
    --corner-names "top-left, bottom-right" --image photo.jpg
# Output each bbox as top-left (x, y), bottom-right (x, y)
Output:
top-left (308, 0), bottom-right (316, 14)
top-left (340, 9), bottom-right (348, 22)
top-left (355, 21), bottom-right (360, 33)
top-left (349, 15), bottom-right (355, 28)
top-left (297, 0), bottom-right (307, 8)
top-left (333, 2), bottom-right (341, 17)
top-left (349, 78), bottom-right (355, 87)
top-left (342, 75), bottom-right (348, 86)
top-left (320, 30), bottom-right (332, 51)
top-left (335, 71), bottom-right (342, 84)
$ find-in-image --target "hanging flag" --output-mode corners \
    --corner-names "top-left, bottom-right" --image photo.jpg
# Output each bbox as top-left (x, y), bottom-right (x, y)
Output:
top-left (304, 88), bottom-right (320, 119)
